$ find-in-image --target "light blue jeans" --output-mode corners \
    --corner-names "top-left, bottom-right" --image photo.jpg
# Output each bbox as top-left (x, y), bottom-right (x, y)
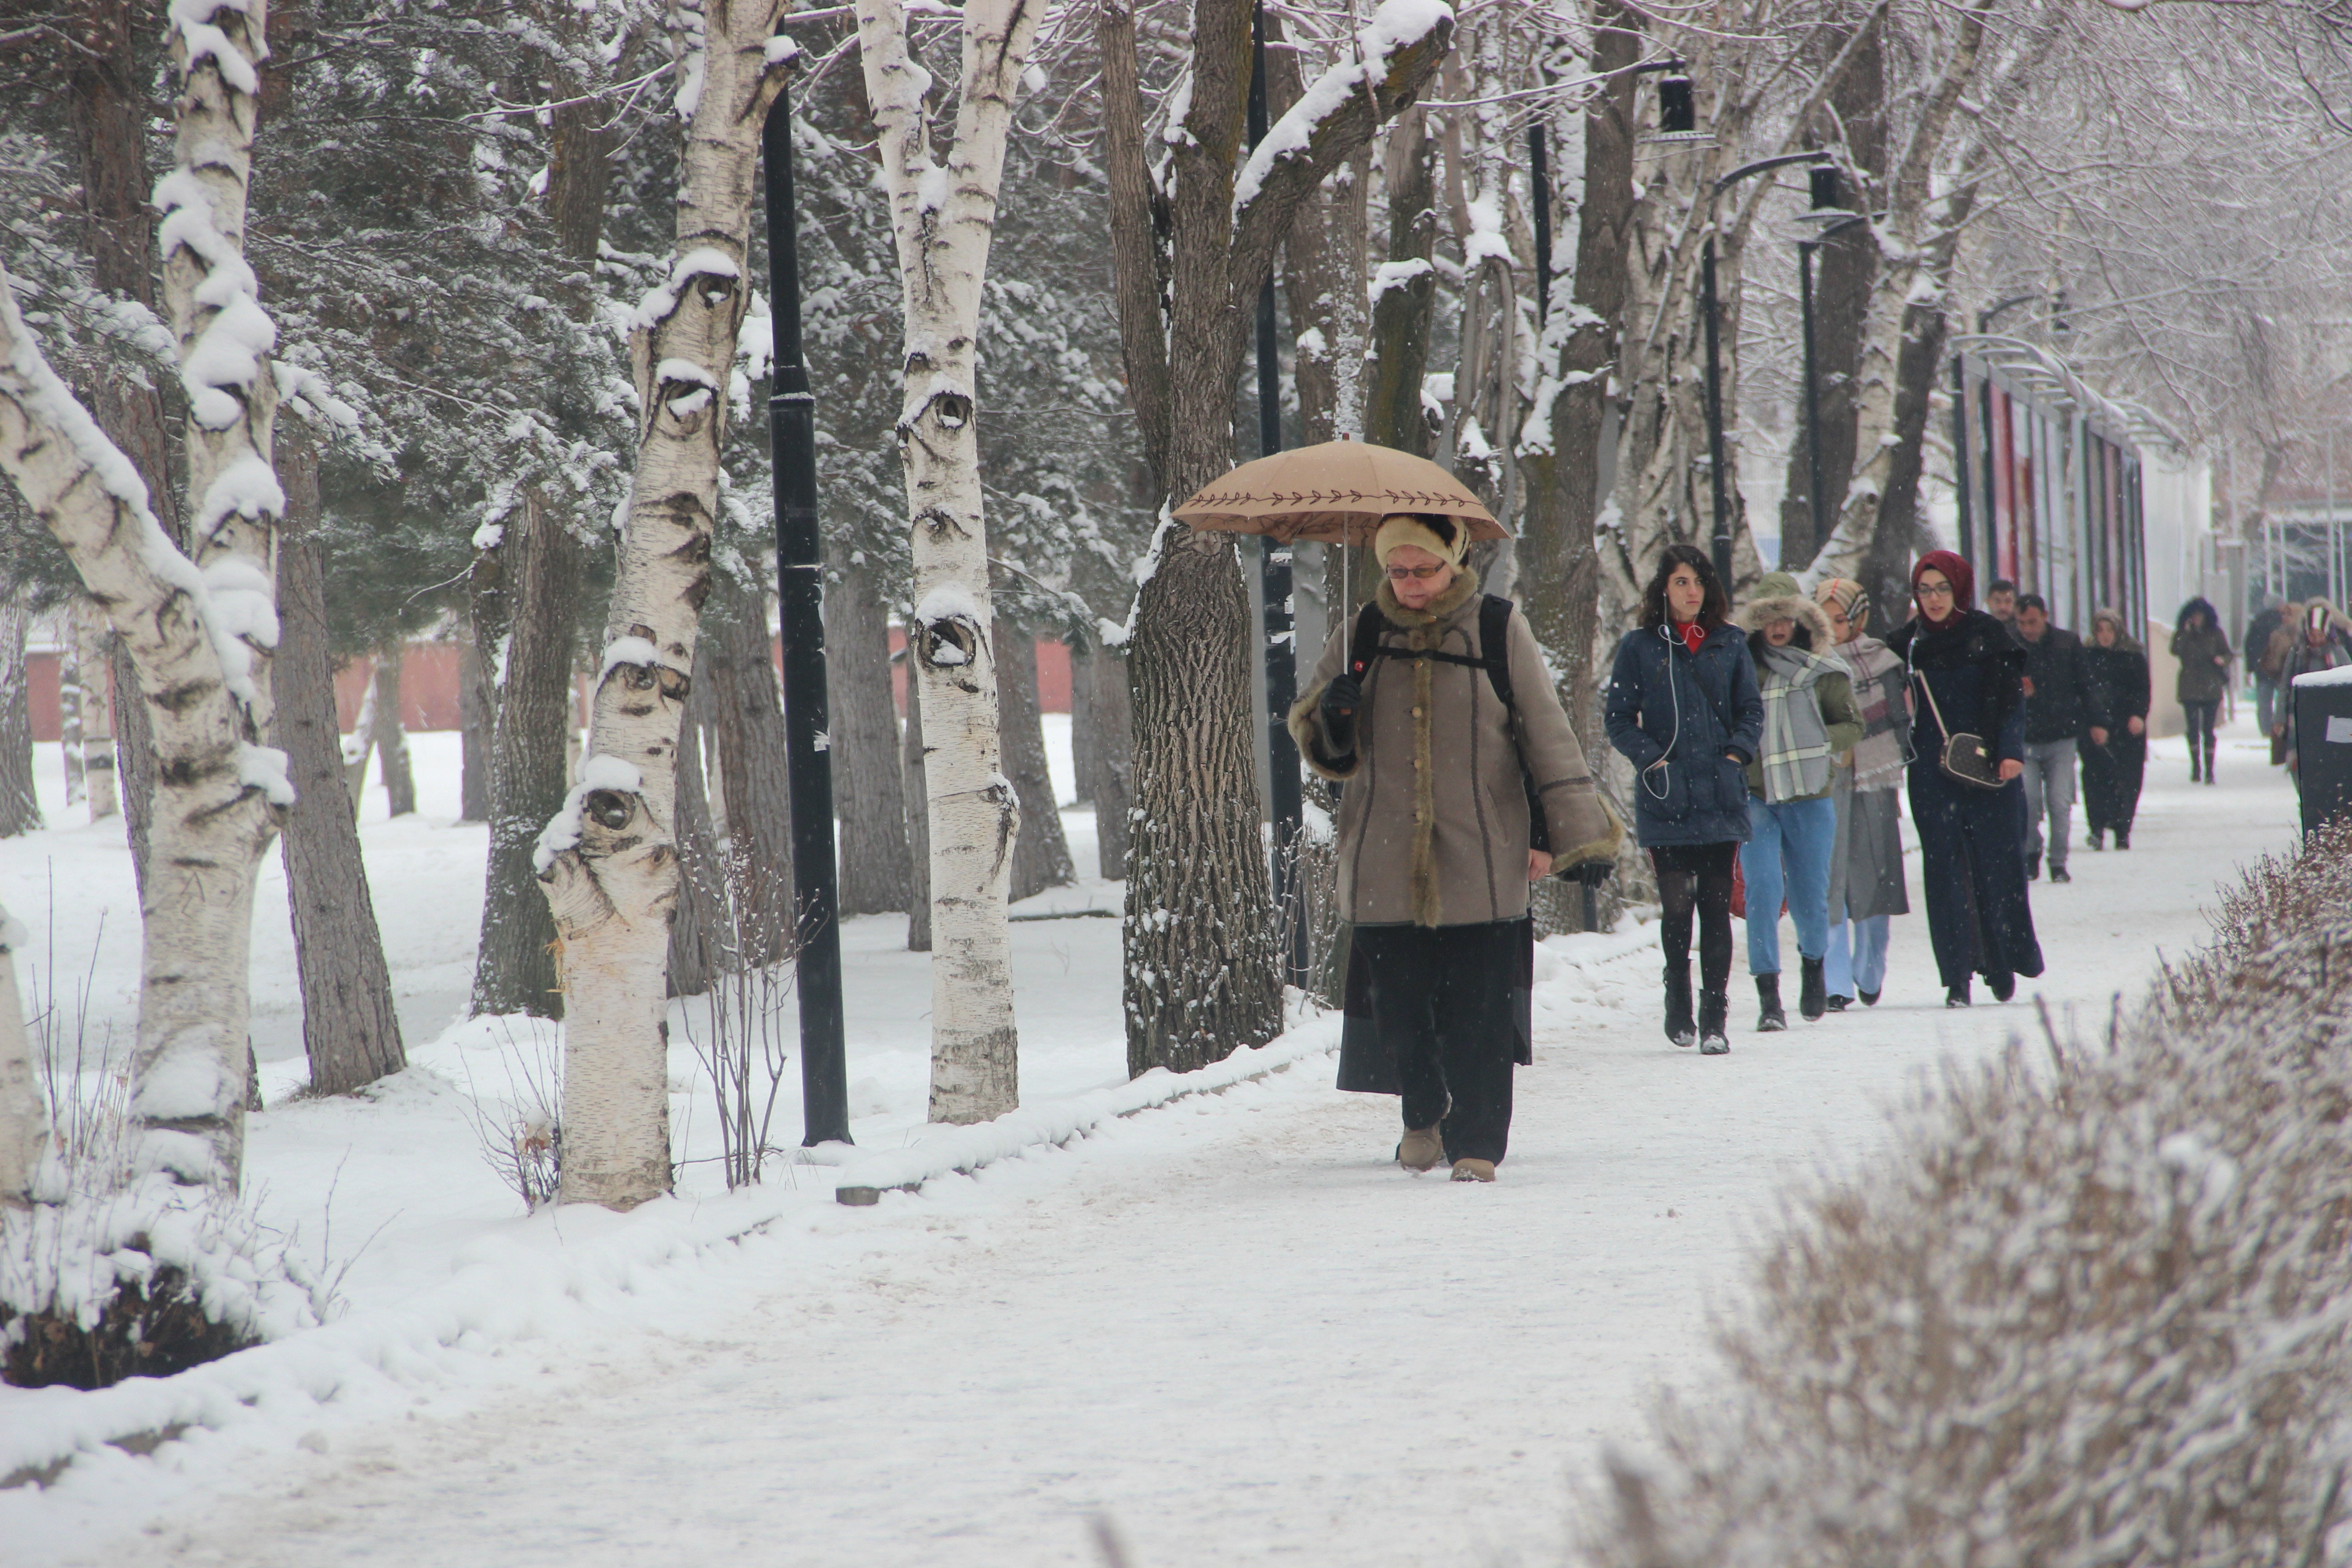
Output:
top-left (1741, 795), bottom-right (1838, 975)
top-left (1825, 916), bottom-right (1891, 1000)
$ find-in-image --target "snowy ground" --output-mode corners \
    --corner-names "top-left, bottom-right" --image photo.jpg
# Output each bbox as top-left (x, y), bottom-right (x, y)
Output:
top-left (0, 714), bottom-right (2304, 1566)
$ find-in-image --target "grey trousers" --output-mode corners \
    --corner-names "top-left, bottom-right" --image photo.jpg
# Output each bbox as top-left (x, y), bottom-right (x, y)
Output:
top-left (2021, 738), bottom-right (2078, 869)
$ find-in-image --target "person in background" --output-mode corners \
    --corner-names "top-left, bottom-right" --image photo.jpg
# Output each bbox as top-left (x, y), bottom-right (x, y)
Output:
top-left (2015, 593), bottom-right (2086, 884)
top-left (2247, 595), bottom-right (2288, 742)
top-left (1736, 573), bottom-right (1861, 1029)
top-left (1985, 579), bottom-right (2019, 632)
top-left (1293, 513), bottom-right (1621, 1184)
top-left (1886, 551), bottom-right (2043, 1008)
top-left (2279, 600), bottom-right (2352, 781)
top-left (2079, 608), bottom-right (2150, 851)
top-left (2171, 598), bottom-right (2231, 785)
top-left (1605, 544), bottom-right (1764, 1056)
top-left (1815, 578), bottom-right (1911, 1009)
top-left (2264, 601), bottom-right (2309, 766)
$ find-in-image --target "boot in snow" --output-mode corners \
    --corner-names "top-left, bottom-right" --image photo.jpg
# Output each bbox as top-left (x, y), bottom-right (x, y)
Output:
top-left (2115, 827), bottom-right (2131, 850)
top-left (2204, 739), bottom-right (2218, 783)
top-left (2025, 850), bottom-right (2042, 882)
top-left (1857, 988), bottom-right (1881, 1006)
top-left (2189, 753), bottom-right (2202, 783)
top-left (1988, 971), bottom-right (2017, 1003)
top-left (1396, 1125), bottom-right (1446, 1173)
top-left (1663, 963), bottom-right (1697, 1048)
top-left (1754, 973), bottom-right (1788, 1032)
top-left (1699, 990), bottom-right (1731, 1055)
top-left (1799, 956), bottom-right (1827, 1021)
top-left (2088, 828), bottom-right (2105, 851)
top-left (1449, 1159), bottom-right (1497, 1183)
top-left (1946, 980), bottom-right (1972, 1008)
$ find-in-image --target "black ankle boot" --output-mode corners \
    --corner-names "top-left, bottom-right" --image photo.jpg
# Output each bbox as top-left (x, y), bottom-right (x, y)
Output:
top-left (1663, 962), bottom-right (1696, 1047)
top-left (1699, 990), bottom-right (1730, 1055)
top-left (1946, 980), bottom-right (1972, 1008)
top-left (1755, 974), bottom-right (1787, 1032)
top-left (1799, 956), bottom-right (1827, 1021)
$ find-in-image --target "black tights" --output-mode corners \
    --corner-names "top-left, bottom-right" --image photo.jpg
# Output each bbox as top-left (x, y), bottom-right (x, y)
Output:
top-left (2183, 701), bottom-right (2219, 773)
top-left (1651, 843), bottom-right (1738, 995)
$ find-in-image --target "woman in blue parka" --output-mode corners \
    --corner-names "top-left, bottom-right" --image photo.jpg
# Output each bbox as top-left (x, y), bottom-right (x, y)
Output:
top-left (1606, 544), bottom-right (1765, 1055)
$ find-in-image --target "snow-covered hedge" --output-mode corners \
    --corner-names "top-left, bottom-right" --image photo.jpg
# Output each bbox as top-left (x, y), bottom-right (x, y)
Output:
top-left (1585, 823), bottom-right (2352, 1566)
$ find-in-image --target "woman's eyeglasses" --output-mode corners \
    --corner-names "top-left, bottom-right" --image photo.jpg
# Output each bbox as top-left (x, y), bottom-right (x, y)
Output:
top-left (1385, 564), bottom-right (1448, 582)
top-left (1916, 582), bottom-right (1956, 599)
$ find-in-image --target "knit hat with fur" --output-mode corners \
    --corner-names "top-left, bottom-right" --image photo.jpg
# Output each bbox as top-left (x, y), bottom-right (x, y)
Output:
top-left (1373, 512), bottom-right (1468, 568)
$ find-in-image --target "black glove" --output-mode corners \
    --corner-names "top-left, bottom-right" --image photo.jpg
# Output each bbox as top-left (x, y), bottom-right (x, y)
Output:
top-left (1319, 672), bottom-right (1363, 755)
top-left (1563, 858), bottom-right (1615, 888)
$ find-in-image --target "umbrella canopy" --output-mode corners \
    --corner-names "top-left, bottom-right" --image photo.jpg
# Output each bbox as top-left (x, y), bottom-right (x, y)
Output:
top-left (1172, 440), bottom-right (1504, 545)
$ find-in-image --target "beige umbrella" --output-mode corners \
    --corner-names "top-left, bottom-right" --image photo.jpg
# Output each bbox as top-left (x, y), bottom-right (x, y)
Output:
top-left (1172, 438), bottom-right (1503, 545)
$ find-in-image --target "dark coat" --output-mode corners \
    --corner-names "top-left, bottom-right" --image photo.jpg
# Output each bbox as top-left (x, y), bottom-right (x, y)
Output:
top-left (2019, 624), bottom-right (2088, 744)
top-left (2081, 641), bottom-right (2151, 732)
top-left (1887, 610), bottom-right (2029, 765)
top-left (1604, 622), bottom-right (1765, 848)
top-left (2171, 598), bottom-right (2232, 706)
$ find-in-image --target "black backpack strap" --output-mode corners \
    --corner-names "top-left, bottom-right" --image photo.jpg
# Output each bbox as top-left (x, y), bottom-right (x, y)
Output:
top-left (1479, 594), bottom-right (1516, 712)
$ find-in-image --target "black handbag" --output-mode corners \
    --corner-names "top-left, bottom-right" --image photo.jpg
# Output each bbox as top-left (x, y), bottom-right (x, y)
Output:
top-left (1913, 665), bottom-right (2003, 790)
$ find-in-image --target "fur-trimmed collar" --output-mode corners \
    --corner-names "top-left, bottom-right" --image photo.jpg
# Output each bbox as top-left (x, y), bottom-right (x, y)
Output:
top-left (1375, 566), bottom-right (1482, 628)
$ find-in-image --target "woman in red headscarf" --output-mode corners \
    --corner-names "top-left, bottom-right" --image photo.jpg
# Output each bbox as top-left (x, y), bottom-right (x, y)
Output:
top-left (1883, 551), bottom-right (2043, 1007)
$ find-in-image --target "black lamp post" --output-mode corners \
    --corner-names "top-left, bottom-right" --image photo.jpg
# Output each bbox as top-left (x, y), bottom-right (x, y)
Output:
top-left (1698, 151), bottom-right (1825, 585)
top-left (1793, 175), bottom-right (1864, 569)
top-left (1249, 0), bottom-right (1304, 985)
top-left (763, 79), bottom-right (851, 1147)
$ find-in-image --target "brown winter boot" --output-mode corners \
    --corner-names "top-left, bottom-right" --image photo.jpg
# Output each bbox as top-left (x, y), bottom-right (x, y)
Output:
top-left (1449, 1159), bottom-right (1497, 1183)
top-left (1396, 1125), bottom-right (1446, 1173)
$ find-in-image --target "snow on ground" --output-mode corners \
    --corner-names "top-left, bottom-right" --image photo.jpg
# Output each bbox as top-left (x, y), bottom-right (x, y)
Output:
top-left (0, 713), bottom-right (2304, 1566)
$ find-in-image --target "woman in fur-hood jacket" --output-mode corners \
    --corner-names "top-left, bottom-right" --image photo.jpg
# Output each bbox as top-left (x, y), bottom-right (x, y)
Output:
top-left (1289, 513), bottom-right (1620, 1184)
top-left (1604, 544), bottom-right (1765, 1055)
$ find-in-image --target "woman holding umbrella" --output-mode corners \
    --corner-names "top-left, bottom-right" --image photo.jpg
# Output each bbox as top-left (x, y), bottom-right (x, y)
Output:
top-left (1288, 511), bottom-right (1620, 1183)
top-left (2079, 607), bottom-right (2150, 850)
top-left (1886, 551), bottom-right (2043, 1007)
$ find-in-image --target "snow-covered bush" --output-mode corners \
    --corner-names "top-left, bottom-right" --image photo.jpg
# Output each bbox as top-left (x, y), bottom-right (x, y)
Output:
top-left (1583, 822), bottom-right (2352, 1567)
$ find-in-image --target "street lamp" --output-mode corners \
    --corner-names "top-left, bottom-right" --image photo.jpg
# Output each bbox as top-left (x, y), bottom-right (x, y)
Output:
top-left (1793, 167), bottom-right (1865, 568)
top-left (1698, 151), bottom-right (1824, 584)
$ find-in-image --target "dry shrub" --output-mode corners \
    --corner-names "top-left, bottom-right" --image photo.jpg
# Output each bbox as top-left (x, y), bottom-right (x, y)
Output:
top-left (1586, 822), bottom-right (2352, 1567)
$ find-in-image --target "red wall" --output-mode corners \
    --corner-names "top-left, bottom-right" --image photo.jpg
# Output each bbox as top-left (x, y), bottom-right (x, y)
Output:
top-left (28, 635), bottom-right (1069, 743)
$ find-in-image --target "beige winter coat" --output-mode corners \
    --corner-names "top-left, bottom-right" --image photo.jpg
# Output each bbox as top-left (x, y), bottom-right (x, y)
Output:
top-left (1288, 571), bottom-right (1621, 928)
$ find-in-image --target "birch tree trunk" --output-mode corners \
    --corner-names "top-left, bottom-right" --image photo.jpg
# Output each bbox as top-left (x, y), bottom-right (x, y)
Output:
top-left (666, 646), bottom-right (732, 999)
top-left (857, 0), bottom-right (1044, 1124)
top-left (997, 626), bottom-right (1075, 903)
top-left (273, 426), bottom-right (406, 1094)
top-left (60, 622), bottom-right (88, 809)
top-left (75, 602), bottom-right (120, 820)
top-left (537, 0), bottom-right (789, 1208)
top-left (371, 650), bottom-right (416, 818)
top-left (901, 661), bottom-right (933, 953)
top-left (470, 490), bottom-right (580, 1019)
top-left (0, 591), bottom-right (39, 838)
top-left (0, 900), bottom-right (42, 1209)
top-left (822, 537), bottom-right (910, 915)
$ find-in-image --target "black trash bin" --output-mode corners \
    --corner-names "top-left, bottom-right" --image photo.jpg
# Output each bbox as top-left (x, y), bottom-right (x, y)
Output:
top-left (2293, 667), bottom-right (2352, 835)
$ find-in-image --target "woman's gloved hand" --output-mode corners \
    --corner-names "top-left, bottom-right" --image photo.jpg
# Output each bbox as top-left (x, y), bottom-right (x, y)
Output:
top-left (1319, 672), bottom-right (1363, 755)
top-left (1563, 858), bottom-right (1615, 888)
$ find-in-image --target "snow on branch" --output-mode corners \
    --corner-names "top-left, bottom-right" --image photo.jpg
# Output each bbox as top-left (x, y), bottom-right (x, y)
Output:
top-left (1231, 0), bottom-right (1453, 218)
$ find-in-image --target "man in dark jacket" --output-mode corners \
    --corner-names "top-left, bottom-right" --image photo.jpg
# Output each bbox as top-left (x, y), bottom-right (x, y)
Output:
top-left (2016, 594), bottom-right (2086, 883)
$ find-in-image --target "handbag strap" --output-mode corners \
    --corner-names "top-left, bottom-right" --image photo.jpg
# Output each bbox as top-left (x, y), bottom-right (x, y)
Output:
top-left (1906, 645), bottom-right (1965, 740)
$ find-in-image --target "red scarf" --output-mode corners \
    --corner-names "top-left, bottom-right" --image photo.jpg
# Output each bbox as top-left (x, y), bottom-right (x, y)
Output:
top-left (1672, 618), bottom-right (1707, 656)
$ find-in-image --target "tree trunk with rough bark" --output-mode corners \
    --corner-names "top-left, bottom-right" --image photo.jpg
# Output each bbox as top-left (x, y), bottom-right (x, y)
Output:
top-left (60, 621), bottom-right (87, 809)
top-left (74, 602), bottom-right (119, 820)
top-left (470, 490), bottom-right (581, 1020)
top-left (341, 674), bottom-right (376, 812)
top-left (1364, 108), bottom-right (1439, 463)
top-left (823, 537), bottom-right (910, 915)
top-left (461, 534), bottom-right (509, 824)
top-left (0, 899), bottom-right (41, 1208)
top-left (1081, 639), bottom-right (1134, 881)
top-left (901, 660), bottom-right (933, 952)
top-left (458, 637), bottom-right (493, 822)
top-left (273, 427), bottom-right (407, 1095)
top-left (370, 649), bottom-right (415, 818)
top-left (702, 579), bottom-right (795, 968)
top-left (0, 592), bottom-right (39, 838)
top-left (1097, 0), bottom-right (1447, 1077)
top-left (858, 0), bottom-right (1045, 1123)
top-left (996, 627), bottom-right (1075, 903)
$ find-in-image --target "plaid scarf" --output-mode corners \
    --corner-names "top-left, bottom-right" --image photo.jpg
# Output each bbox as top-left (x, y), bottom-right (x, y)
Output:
top-left (1757, 643), bottom-right (1839, 802)
top-left (1830, 632), bottom-right (1909, 790)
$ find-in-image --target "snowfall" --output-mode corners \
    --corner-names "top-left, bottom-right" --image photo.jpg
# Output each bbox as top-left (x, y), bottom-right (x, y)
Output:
top-left (0, 710), bottom-right (2308, 1567)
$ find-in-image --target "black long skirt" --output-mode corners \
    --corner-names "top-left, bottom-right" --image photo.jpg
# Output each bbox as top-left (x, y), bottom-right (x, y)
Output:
top-left (2079, 734), bottom-right (2146, 836)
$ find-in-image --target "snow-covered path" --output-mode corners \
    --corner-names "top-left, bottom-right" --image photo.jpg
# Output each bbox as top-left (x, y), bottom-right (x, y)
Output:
top-left (18, 721), bottom-right (2304, 1568)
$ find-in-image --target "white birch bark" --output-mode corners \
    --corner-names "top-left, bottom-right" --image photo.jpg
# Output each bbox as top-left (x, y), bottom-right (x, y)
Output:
top-left (0, 5), bottom-right (288, 1191)
top-left (855, 0), bottom-right (1042, 1125)
top-left (75, 600), bottom-right (120, 820)
top-left (0, 899), bottom-right (42, 1207)
top-left (536, 0), bottom-right (789, 1210)
top-left (60, 619), bottom-right (87, 807)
